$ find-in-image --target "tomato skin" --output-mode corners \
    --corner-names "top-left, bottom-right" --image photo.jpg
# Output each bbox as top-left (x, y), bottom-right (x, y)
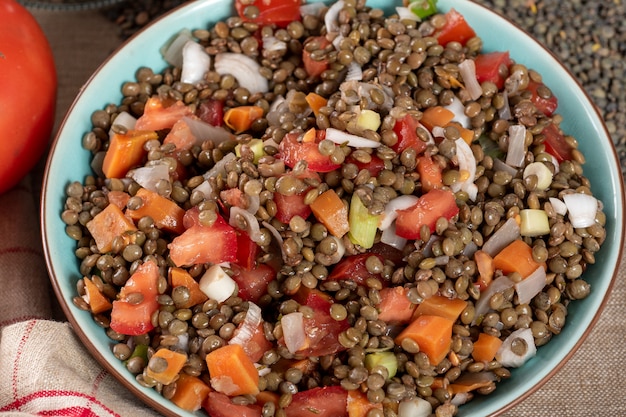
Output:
top-left (328, 253), bottom-right (386, 287)
top-left (277, 132), bottom-right (341, 173)
top-left (541, 122), bottom-right (572, 162)
top-left (392, 114), bottom-right (428, 155)
top-left (230, 263), bottom-right (276, 303)
top-left (203, 392), bottom-right (262, 417)
top-left (236, 230), bottom-right (260, 270)
top-left (435, 8), bottom-right (477, 46)
top-left (235, 0), bottom-right (302, 27)
top-left (273, 169), bottom-right (321, 224)
top-left (474, 51), bottom-right (513, 90)
top-left (110, 261), bottom-right (160, 336)
top-left (526, 79), bottom-right (558, 116)
top-left (302, 36), bottom-right (331, 78)
top-left (395, 189), bottom-right (459, 240)
top-left (284, 386), bottom-right (348, 417)
top-left (197, 99), bottom-right (224, 127)
top-left (0, 1), bottom-right (56, 194)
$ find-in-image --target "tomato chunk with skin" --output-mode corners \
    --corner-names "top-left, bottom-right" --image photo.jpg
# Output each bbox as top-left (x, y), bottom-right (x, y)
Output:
top-left (273, 169), bottom-right (320, 224)
top-left (328, 253), bottom-right (386, 288)
top-left (235, 0), bottom-right (301, 27)
top-left (110, 261), bottom-right (160, 336)
top-left (236, 230), bottom-right (260, 270)
top-left (277, 132), bottom-right (340, 173)
top-left (395, 189), bottom-right (459, 240)
top-left (230, 263), bottom-right (276, 303)
top-left (526, 79), bottom-right (558, 116)
top-left (345, 153), bottom-right (386, 177)
top-left (474, 51), bottom-right (513, 90)
top-left (168, 210), bottom-right (237, 267)
top-left (284, 386), bottom-right (349, 417)
top-left (135, 97), bottom-right (193, 131)
top-left (541, 122), bottom-right (572, 162)
top-left (302, 36), bottom-right (331, 78)
top-left (203, 392), bottom-right (262, 417)
top-left (197, 98), bottom-right (224, 127)
top-left (392, 114), bottom-right (428, 155)
top-left (435, 8), bottom-right (476, 47)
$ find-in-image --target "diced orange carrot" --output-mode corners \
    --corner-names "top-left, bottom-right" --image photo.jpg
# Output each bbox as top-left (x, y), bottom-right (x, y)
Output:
top-left (453, 123), bottom-right (475, 144)
top-left (86, 203), bottom-right (137, 253)
top-left (255, 391), bottom-right (280, 408)
top-left (163, 118), bottom-right (197, 151)
top-left (223, 106), bottom-right (264, 134)
top-left (301, 127), bottom-right (317, 143)
top-left (170, 373), bottom-right (212, 412)
top-left (169, 267), bottom-right (208, 309)
top-left (412, 294), bottom-right (468, 322)
top-left (419, 106), bottom-right (455, 132)
top-left (127, 188), bottom-right (186, 235)
top-left (145, 348), bottom-right (188, 385)
top-left (305, 92), bottom-right (328, 117)
top-left (471, 333), bottom-right (503, 363)
top-left (492, 239), bottom-right (547, 279)
top-left (395, 315), bottom-right (454, 366)
top-left (347, 389), bottom-right (383, 417)
top-left (83, 277), bottom-right (112, 314)
top-left (448, 373), bottom-right (496, 394)
top-left (135, 96), bottom-right (194, 131)
top-left (206, 344), bottom-right (260, 396)
top-left (417, 155), bottom-right (443, 192)
top-left (310, 189), bottom-right (349, 238)
top-left (102, 130), bottom-right (159, 179)
top-left (474, 250), bottom-right (494, 291)
top-left (106, 190), bottom-right (130, 211)
top-left (377, 286), bottom-right (416, 324)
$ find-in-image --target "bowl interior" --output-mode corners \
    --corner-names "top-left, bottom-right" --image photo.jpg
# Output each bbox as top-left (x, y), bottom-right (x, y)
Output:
top-left (41, 0), bottom-right (625, 416)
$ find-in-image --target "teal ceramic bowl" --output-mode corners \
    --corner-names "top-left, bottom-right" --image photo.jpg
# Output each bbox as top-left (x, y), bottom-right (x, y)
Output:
top-left (41, 0), bottom-right (625, 415)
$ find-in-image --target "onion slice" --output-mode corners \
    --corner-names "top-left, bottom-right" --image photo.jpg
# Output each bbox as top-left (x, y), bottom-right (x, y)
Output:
top-left (473, 275), bottom-right (515, 324)
top-left (128, 164), bottom-right (170, 195)
top-left (380, 195), bottom-right (420, 230)
top-left (380, 223), bottom-right (407, 250)
top-left (396, 7), bottom-right (420, 21)
top-left (325, 127), bottom-right (381, 148)
top-left (203, 152), bottom-right (236, 181)
top-left (182, 116), bottom-right (234, 145)
top-left (230, 206), bottom-right (264, 245)
top-left (496, 328), bottom-right (537, 368)
top-left (563, 193), bottom-right (599, 228)
top-left (181, 40), bottom-right (211, 85)
top-left (445, 96), bottom-right (470, 128)
top-left (397, 397), bottom-right (432, 417)
top-left (505, 124), bottom-right (526, 168)
top-left (549, 197), bottom-right (567, 216)
top-left (281, 312), bottom-right (306, 354)
top-left (458, 59), bottom-right (482, 100)
top-left (452, 138), bottom-right (478, 201)
top-left (199, 264), bottom-right (237, 303)
top-left (229, 302), bottom-right (262, 347)
top-left (161, 29), bottom-right (193, 68)
top-left (324, 0), bottom-right (344, 34)
top-left (481, 217), bottom-right (521, 257)
top-left (109, 111), bottom-right (137, 136)
top-left (515, 266), bottom-right (546, 305)
top-left (345, 62), bottom-right (363, 81)
top-left (214, 52), bottom-right (268, 94)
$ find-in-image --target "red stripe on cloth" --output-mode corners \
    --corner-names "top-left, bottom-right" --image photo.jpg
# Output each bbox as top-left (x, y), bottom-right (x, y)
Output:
top-left (12, 319), bottom-right (37, 400)
top-left (91, 368), bottom-right (109, 396)
top-left (0, 390), bottom-right (121, 417)
top-left (0, 246), bottom-right (44, 258)
top-left (0, 315), bottom-right (50, 329)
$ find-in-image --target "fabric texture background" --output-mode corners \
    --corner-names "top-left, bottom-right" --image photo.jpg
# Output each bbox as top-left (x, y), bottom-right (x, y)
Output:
top-left (0, 6), bottom-right (623, 417)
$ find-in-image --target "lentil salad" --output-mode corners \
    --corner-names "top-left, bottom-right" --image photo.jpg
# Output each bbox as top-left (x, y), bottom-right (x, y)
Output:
top-left (60, 0), bottom-right (607, 416)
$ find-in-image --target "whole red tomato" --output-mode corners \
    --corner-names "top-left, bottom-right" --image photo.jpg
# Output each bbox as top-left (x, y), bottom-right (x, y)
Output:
top-left (0, 0), bottom-right (56, 194)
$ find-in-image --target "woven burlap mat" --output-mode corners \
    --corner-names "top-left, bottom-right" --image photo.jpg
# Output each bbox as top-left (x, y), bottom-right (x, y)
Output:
top-left (31, 7), bottom-right (626, 416)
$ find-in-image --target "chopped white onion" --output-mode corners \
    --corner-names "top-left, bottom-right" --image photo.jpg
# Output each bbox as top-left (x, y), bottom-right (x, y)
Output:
top-left (230, 206), bottom-right (264, 245)
top-left (345, 62), bottom-right (363, 81)
top-left (496, 328), bottom-right (537, 368)
top-left (380, 223), bottom-right (407, 250)
top-left (325, 128), bottom-right (381, 148)
top-left (173, 333), bottom-right (189, 353)
top-left (215, 52), bottom-right (269, 94)
top-left (492, 157), bottom-right (519, 178)
top-left (395, 7), bottom-right (420, 21)
top-left (451, 393), bottom-right (471, 407)
top-left (266, 95), bottom-right (286, 127)
top-left (247, 193), bottom-right (260, 215)
top-left (431, 125), bottom-right (445, 139)
top-left (498, 92), bottom-right (512, 120)
top-left (199, 264), bottom-right (237, 303)
top-left (203, 151), bottom-right (236, 180)
top-left (262, 220), bottom-right (287, 261)
top-left (182, 116), bottom-right (234, 144)
top-left (181, 40), bottom-right (211, 85)
top-left (481, 217), bottom-right (521, 257)
top-left (380, 195), bottom-right (419, 230)
top-left (128, 164), bottom-right (170, 195)
top-left (434, 255), bottom-right (450, 266)
top-left (193, 179), bottom-right (214, 200)
top-left (505, 124), bottom-right (527, 168)
top-left (229, 302), bottom-right (262, 347)
top-left (281, 312), bottom-right (307, 354)
top-left (332, 33), bottom-right (345, 50)
top-left (263, 35), bottom-right (287, 52)
top-left (458, 59), bottom-right (482, 100)
top-left (549, 197), bottom-right (567, 216)
top-left (397, 397), bottom-right (432, 417)
top-left (109, 111), bottom-right (137, 136)
top-left (452, 138), bottom-right (478, 201)
top-left (462, 240), bottom-right (478, 258)
top-left (515, 266), bottom-right (546, 305)
top-left (299, 2), bottom-right (325, 17)
top-left (445, 96), bottom-right (470, 128)
top-left (473, 275), bottom-right (515, 324)
top-left (324, 0), bottom-right (344, 34)
top-left (161, 29), bottom-right (193, 68)
top-left (563, 193), bottom-right (599, 228)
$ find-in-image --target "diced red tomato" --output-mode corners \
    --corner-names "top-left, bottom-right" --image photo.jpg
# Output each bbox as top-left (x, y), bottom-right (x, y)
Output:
top-left (347, 389), bottom-right (383, 417)
top-left (277, 132), bottom-right (341, 173)
top-left (134, 96), bottom-right (194, 131)
top-left (163, 118), bottom-right (197, 151)
top-left (434, 8), bottom-right (476, 47)
top-left (284, 386), bottom-right (348, 417)
top-left (541, 122), bottom-right (573, 163)
top-left (474, 51), bottom-right (513, 90)
top-left (273, 169), bottom-right (320, 224)
top-left (230, 263), bottom-right (276, 303)
top-left (233, 322), bottom-right (273, 363)
top-left (368, 241), bottom-right (405, 265)
top-left (395, 189), bottom-right (459, 240)
top-left (236, 231), bottom-right (260, 270)
top-left (168, 210), bottom-right (238, 266)
top-left (392, 114), bottom-right (428, 156)
top-left (197, 99), bottom-right (224, 127)
top-left (345, 153), bottom-right (386, 177)
top-left (417, 155), bottom-right (443, 192)
top-left (376, 286), bottom-right (416, 324)
top-left (287, 288), bottom-right (349, 357)
top-left (327, 253), bottom-right (386, 287)
top-left (302, 36), bottom-right (331, 78)
top-left (526, 79), bottom-right (558, 116)
top-left (110, 261), bottom-right (160, 336)
top-left (235, 0), bottom-right (302, 27)
top-left (220, 188), bottom-right (247, 209)
top-left (203, 392), bottom-right (262, 417)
